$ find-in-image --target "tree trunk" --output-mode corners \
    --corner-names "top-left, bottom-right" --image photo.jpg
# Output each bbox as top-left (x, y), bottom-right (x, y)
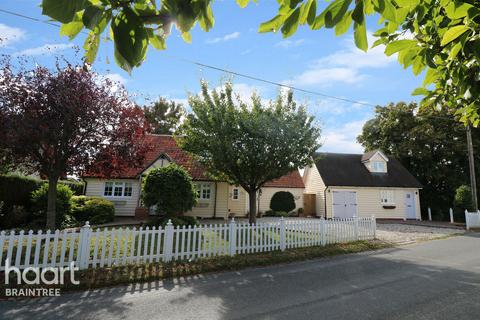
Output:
top-left (248, 190), bottom-right (257, 224)
top-left (46, 175), bottom-right (59, 230)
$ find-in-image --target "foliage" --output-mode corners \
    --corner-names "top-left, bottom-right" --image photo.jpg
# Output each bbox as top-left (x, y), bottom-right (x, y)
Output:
top-left (31, 184), bottom-right (74, 228)
top-left (142, 164), bottom-right (197, 215)
top-left (260, 0), bottom-right (480, 125)
top-left (71, 196), bottom-right (115, 224)
top-left (41, 0), bottom-right (217, 72)
top-left (357, 102), bottom-right (480, 217)
top-left (60, 180), bottom-right (85, 196)
top-left (270, 191), bottom-right (296, 213)
top-left (178, 81), bottom-right (320, 223)
top-left (143, 97), bottom-right (185, 134)
top-left (42, 0), bottom-right (480, 124)
top-left (454, 185), bottom-right (474, 212)
top-left (146, 215), bottom-right (199, 227)
top-left (0, 58), bottom-right (149, 228)
top-left (0, 174), bottom-right (44, 213)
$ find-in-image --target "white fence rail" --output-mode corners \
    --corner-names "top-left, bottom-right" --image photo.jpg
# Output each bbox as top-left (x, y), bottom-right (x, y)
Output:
top-left (465, 210), bottom-right (480, 230)
top-left (0, 217), bottom-right (376, 271)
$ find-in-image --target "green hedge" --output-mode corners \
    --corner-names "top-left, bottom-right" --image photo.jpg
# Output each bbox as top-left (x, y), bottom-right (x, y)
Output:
top-left (31, 183), bottom-right (74, 228)
top-left (71, 196), bottom-right (115, 225)
top-left (270, 191), bottom-right (296, 213)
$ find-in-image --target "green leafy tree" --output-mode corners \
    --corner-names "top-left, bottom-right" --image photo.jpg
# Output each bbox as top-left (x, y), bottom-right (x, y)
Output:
top-left (357, 102), bottom-right (480, 218)
top-left (144, 97), bottom-right (184, 135)
top-left (178, 82), bottom-right (321, 223)
top-left (142, 164), bottom-right (197, 216)
top-left (42, 0), bottom-right (480, 124)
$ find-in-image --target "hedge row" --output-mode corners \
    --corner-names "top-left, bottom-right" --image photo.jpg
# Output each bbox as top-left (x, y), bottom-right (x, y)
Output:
top-left (0, 174), bottom-right (84, 208)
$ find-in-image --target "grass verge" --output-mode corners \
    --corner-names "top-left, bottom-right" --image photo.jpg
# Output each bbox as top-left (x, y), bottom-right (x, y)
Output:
top-left (1, 240), bottom-right (392, 296)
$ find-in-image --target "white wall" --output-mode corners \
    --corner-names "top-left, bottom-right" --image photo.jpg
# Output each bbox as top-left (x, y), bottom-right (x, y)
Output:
top-left (84, 178), bottom-right (140, 216)
top-left (325, 186), bottom-right (421, 219)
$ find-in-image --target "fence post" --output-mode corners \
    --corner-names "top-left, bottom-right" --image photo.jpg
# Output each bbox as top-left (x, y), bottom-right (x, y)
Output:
top-left (78, 221), bottom-right (91, 270)
top-left (449, 208), bottom-right (454, 223)
top-left (371, 215), bottom-right (376, 239)
top-left (229, 218), bottom-right (236, 256)
top-left (354, 216), bottom-right (359, 241)
top-left (320, 217), bottom-right (327, 246)
top-left (163, 220), bottom-right (174, 262)
top-left (465, 210), bottom-right (470, 230)
top-left (428, 207), bottom-right (432, 221)
top-left (279, 217), bottom-right (286, 251)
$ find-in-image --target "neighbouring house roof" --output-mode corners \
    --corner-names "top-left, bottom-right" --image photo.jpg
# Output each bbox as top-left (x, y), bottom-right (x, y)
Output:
top-left (315, 152), bottom-right (422, 188)
top-left (84, 134), bottom-right (304, 188)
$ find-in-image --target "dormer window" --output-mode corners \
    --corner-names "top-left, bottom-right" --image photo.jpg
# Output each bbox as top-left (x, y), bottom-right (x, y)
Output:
top-left (371, 161), bottom-right (387, 173)
top-left (361, 150), bottom-right (389, 173)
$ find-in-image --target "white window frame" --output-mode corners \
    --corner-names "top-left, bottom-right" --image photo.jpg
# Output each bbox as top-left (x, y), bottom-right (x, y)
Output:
top-left (104, 181), bottom-right (133, 198)
top-left (380, 190), bottom-right (395, 205)
top-left (232, 187), bottom-right (240, 200)
top-left (197, 183), bottom-right (212, 200)
top-left (371, 161), bottom-right (387, 173)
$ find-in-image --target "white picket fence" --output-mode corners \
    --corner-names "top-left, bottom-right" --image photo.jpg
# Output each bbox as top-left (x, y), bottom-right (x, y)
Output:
top-left (465, 210), bottom-right (480, 230)
top-left (0, 217), bottom-right (376, 271)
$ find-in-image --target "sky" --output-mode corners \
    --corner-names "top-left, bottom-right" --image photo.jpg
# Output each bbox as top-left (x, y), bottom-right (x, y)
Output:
top-left (0, 0), bottom-right (423, 153)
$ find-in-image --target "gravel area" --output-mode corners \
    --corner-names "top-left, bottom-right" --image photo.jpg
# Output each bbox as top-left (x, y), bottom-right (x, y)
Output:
top-left (376, 223), bottom-right (464, 244)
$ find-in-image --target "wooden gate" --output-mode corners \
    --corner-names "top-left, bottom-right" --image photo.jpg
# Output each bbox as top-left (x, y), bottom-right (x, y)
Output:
top-left (303, 193), bottom-right (316, 216)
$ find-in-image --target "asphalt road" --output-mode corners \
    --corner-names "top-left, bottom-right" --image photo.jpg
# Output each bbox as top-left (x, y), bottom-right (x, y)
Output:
top-left (1, 234), bottom-right (480, 320)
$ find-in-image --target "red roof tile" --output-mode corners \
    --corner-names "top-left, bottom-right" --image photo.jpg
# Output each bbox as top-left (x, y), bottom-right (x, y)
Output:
top-left (84, 134), bottom-right (304, 188)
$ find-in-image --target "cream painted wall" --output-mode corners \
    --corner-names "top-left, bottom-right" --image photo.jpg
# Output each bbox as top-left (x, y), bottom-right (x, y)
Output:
top-left (324, 186), bottom-right (421, 219)
top-left (258, 187), bottom-right (304, 213)
top-left (227, 185), bottom-right (247, 217)
top-left (84, 178), bottom-right (140, 216)
top-left (302, 165), bottom-right (326, 217)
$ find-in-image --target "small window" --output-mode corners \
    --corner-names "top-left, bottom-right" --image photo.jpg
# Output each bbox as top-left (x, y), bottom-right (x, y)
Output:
top-left (113, 182), bottom-right (123, 197)
top-left (197, 183), bottom-right (212, 200)
top-left (104, 181), bottom-right (133, 197)
top-left (124, 182), bottom-right (133, 197)
top-left (372, 161), bottom-right (386, 172)
top-left (232, 188), bottom-right (240, 200)
top-left (380, 190), bottom-right (394, 204)
top-left (104, 182), bottom-right (113, 196)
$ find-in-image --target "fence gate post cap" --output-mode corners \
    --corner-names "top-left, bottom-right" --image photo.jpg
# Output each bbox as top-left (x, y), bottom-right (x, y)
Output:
top-left (167, 219), bottom-right (173, 226)
top-left (230, 217), bottom-right (235, 223)
top-left (83, 221), bottom-right (90, 228)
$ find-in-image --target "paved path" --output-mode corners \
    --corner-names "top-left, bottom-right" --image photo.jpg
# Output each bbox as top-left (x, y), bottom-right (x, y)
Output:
top-left (1, 234), bottom-right (480, 320)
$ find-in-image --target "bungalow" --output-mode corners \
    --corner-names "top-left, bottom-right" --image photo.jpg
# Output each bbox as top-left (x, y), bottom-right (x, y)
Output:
top-left (303, 150), bottom-right (422, 220)
top-left (82, 134), bottom-right (304, 219)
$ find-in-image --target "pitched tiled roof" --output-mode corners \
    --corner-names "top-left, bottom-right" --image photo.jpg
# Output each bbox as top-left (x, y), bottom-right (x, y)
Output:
top-left (83, 134), bottom-right (304, 188)
top-left (315, 152), bottom-right (422, 188)
top-left (264, 170), bottom-right (304, 188)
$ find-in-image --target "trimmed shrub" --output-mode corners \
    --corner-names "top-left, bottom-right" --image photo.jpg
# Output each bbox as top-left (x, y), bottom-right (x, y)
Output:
top-left (142, 164), bottom-right (197, 215)
top-left (146, 215), bottom-right (198, 227)
top-left (454, 185), bottom-right (474, 212)
top-left (31, 183), bottom-right (74, 228)
top-left (270, 191), bottom-right (296, 213)
top-left (71, 196), bottom-right (115, 224)
top-left (60, 180), bottom-right (84, 196)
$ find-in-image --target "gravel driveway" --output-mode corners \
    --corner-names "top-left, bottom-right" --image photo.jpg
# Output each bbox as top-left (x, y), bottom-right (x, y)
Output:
top-left (376, 223), bottom-right (464, 244)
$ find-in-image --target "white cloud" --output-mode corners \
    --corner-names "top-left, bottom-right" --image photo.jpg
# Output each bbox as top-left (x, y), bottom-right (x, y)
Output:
top-left (104, 73), bottom-right (128, 85)
top-left (283, 31), bottom-right (395, 87)
top-left (321, 120), bottom-right (368, 153)
top-left (206, 32), bottom-right (240, 44)
top-left (0, 24), bottom-right (25, 47)
top-left (15, 43), bottom-right (75, 56)
top-left (275, 39), bottom-right (305, 49)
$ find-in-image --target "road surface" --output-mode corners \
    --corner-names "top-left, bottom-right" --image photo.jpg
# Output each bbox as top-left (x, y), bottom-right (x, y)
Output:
top-left (1, 234), bottom-right (480, 319)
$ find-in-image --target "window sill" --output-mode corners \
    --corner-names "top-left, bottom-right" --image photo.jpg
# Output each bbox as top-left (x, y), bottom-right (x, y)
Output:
top-left (382, 204), bottom-right (396, 209)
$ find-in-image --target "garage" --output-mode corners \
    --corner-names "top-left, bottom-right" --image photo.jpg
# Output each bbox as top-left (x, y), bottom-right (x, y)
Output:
top-left (332, 191), bottom-right (357, 218)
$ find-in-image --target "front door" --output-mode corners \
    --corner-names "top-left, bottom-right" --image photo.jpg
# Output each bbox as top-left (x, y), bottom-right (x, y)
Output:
top-left (405, 192), bottom-right (416, 219)
top-left (332, 191), bottom-right (357, 218)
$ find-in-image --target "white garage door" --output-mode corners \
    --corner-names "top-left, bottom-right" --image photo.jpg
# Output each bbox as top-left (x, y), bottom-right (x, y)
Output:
top-left (332, 191), bottom-right (357, 218)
